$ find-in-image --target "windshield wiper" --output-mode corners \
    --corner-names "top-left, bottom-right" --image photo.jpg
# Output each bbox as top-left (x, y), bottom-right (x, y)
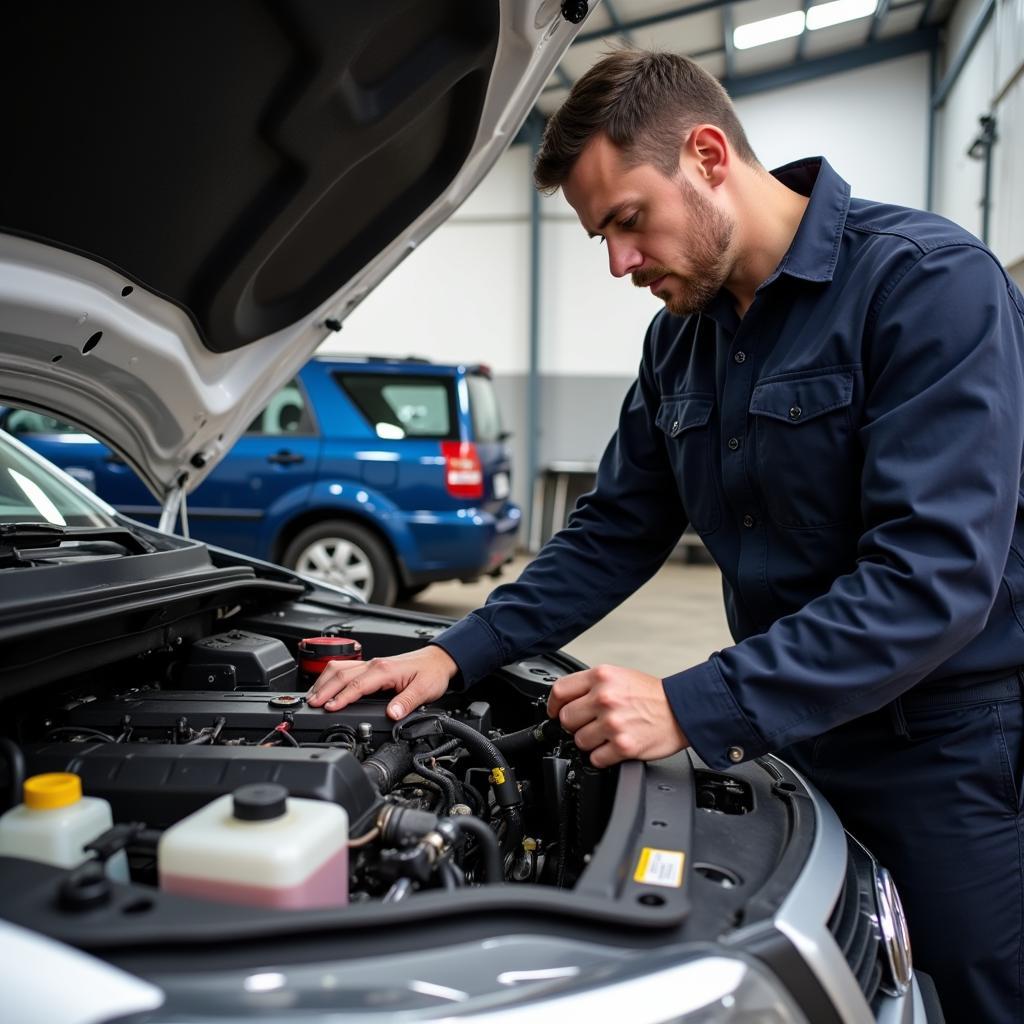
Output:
top-left (0, 522), bottom-right (155, 567)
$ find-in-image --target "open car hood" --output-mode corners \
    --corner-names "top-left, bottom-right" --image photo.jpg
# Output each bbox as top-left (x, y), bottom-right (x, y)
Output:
top-left (0, 1), bottom-right (585, 503)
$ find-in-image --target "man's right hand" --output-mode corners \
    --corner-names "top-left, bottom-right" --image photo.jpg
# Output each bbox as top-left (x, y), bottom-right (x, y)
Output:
top-left (305, 644), bottom-right (459, 720)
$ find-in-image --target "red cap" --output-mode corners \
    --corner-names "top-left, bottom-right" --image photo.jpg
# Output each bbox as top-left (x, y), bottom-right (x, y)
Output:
top-left (298, 636), bottom-right (362, 660)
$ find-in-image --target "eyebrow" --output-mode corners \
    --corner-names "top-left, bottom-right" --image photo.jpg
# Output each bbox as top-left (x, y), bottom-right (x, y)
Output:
top-left (586, 202), bottom-right (627, 238)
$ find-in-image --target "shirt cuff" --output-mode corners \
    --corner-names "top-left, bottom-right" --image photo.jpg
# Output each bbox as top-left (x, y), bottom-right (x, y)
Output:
top-left (430, 613), bottom-right (505, 691)
top-left (663, 657), bottom-right (764, 771)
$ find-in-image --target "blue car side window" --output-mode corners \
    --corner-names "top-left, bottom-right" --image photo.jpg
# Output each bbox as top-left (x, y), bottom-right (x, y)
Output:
top-left (247, 382), bottom-right (314, 436)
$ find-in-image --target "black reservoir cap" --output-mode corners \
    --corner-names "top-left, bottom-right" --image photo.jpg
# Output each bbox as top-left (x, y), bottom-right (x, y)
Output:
top-left (233, 783), bottom-right (288, 821)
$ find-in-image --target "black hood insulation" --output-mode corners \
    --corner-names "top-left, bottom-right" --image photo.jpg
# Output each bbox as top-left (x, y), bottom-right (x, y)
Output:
top-left (1, 1), bottom-right (499, 352)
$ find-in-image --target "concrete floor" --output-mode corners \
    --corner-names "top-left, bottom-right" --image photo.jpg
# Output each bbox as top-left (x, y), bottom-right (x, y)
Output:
top-left (398, 554), bottom-right (735, 677)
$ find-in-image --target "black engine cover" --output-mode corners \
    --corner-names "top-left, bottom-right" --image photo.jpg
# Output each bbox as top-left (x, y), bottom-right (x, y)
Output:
top-left (56, 690), bottom-right (489, 744)
top-left (20, 741), bottom-right (378, 829)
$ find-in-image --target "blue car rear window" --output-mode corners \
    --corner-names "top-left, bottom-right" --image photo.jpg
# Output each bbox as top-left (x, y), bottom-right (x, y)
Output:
top-left (335, 373), bottom-right (458, 441)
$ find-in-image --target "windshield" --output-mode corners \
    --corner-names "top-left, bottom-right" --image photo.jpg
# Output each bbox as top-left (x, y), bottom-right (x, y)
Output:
top-left (0, 430), bottom-right (116, 527)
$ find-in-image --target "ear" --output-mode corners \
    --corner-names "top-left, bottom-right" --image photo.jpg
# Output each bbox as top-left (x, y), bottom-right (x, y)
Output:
top-left (681, 125), bottom-right (729, 188)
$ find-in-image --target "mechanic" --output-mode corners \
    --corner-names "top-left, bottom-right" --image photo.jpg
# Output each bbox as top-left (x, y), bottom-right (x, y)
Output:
top-left (308, 50), bottom-right (1024, 1020)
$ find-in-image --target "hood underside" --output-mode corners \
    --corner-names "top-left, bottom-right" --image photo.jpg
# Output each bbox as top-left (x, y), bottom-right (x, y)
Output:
top-left (0, 0), bottom-right (585, 500)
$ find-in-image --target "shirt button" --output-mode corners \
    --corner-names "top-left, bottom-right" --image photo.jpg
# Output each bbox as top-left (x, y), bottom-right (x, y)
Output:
top-left (727, 437), bottom-right (740, 451)
top-left (788, 405), bottom-right (802, 420)
top-left (728, 746), bottom-right (744, 763)
top-left (670, 420), bottom-right (680, 436)
top-left (742, 513), bottom-right (755, 528)
top-left (733, 351), bottom-right (747, 364)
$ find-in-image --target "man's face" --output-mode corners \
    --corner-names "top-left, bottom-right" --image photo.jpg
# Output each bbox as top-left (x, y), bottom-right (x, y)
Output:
top-left (563, 134), bottom-right (735, 317)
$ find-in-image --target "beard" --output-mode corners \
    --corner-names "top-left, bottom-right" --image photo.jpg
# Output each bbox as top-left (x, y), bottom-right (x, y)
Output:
top-left (632, 176), bottom-right (734, 317)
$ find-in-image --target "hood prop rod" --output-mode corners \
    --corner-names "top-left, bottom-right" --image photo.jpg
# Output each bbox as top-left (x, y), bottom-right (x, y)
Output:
top-left (158, 478), bottom-right (189, 537)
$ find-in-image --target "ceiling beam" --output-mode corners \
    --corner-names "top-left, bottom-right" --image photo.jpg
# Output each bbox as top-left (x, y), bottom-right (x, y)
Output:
top-left (795, 0), bottom-right (814, 61)
top-left (722, 5), bottom-right (736, 79)
top-left (575, 0), bottom-right (735, 44)
top-left (723, 25), bottom-right (938, 96)
top-left (917, 0), bottom-right (936, 29)
top-left (868, 0), bottom-right (893, 43)
top-left (932, 0), bottom-right (995, 108)
top-left (540, 43), bottom-right (725, 95)
top-left (602, 0), bottom-right (635, 45)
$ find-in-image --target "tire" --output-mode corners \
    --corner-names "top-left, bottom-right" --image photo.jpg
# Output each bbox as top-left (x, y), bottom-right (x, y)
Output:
top-left (397, 583), bottom-right (430, 602)
top-left (281, 520), bottom-right (398, 605)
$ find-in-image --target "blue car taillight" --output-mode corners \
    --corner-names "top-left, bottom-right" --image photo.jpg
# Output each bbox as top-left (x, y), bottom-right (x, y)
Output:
top-left (441, 441), bottom-right (484, 499)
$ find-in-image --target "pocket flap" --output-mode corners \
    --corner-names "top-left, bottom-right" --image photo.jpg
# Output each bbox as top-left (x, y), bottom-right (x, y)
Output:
top-left (656, 396), bottom-right (713, 438)
top-left (749, 371), bottom-right (853, 425)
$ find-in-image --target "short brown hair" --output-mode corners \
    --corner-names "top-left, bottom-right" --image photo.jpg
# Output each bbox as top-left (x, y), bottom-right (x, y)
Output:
top-left (534, 49), bottom-right (759, 192)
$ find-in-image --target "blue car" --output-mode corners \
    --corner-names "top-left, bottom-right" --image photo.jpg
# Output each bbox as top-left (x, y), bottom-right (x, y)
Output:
top-left (0, 356), bottom-right (520, 605)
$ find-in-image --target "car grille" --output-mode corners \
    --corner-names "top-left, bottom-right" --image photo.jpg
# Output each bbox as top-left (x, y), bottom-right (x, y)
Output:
top-left (827, 836), bottom-right (885, 1009)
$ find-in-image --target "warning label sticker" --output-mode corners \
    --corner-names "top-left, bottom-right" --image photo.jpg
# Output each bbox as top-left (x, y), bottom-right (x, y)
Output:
top-left (633, 847), bottom-right (685, 888)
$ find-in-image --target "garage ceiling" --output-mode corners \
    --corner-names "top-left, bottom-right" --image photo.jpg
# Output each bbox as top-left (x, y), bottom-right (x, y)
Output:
top-left (535, 0), bottom-right (955, 113)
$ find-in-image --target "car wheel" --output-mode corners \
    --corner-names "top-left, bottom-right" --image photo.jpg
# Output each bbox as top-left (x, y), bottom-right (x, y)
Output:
top-left (282, 521), bottom-right (397, 605)
top-left (398, 583), bottom-right (430, 601)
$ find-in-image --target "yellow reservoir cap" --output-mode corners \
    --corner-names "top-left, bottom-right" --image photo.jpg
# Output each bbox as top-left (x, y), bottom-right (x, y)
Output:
top-left (24, 773), bottom-right (83, 810)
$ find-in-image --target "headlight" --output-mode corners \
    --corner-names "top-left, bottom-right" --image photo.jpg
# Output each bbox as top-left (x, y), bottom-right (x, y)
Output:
top-left (463, 954), bottom-right (810, 1024)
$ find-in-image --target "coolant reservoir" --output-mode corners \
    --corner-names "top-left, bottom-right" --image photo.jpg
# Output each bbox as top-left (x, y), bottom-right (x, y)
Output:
top-left (0, 772), bottom-right (129, 880)
top-left (158, 784), bottom-right (349, 909)
top-left (298, 635), bottom-right (363, 689)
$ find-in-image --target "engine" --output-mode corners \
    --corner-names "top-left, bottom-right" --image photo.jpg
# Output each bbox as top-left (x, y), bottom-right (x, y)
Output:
top-left (3, 628), bottom-right (613, 906)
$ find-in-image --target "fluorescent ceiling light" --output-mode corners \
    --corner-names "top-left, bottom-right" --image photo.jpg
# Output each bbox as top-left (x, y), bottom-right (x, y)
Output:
top-left (733, 10), bottom-right (806, 50)
top-left (806, 0), bottom-right (878, 29)
top-left (733, 0), bottom-right (878, 50)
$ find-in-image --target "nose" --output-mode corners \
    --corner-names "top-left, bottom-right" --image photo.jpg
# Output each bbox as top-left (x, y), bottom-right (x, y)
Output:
top-left (607, 239), bottom-right (642, 279)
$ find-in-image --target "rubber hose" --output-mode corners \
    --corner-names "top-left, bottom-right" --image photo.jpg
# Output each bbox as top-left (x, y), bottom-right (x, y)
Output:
top-left (0, 737), bottom-right (25, 812)
top-left (500, 804), bottom-right (525, 860)
top-left (363, 742), bottom-right (414, 793)
top-left (492, 717), bottom-right (566, 759)
top-left (438, 860), bottom-right (460, 890)
top-left (445, 814), bottom-right (503, 884)
top-left (412, 715), bottom-right (522, 810)
top-left (412, 753), bottom-right (459, 812)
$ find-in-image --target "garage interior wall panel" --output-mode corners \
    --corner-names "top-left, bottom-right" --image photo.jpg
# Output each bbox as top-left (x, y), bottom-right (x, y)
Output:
top-left (991, 0), bottom-right (1024, 274)
top-left (735, 53), bottom-right (930, 211)
top-left (934, 0), bottom-right (1024, 273)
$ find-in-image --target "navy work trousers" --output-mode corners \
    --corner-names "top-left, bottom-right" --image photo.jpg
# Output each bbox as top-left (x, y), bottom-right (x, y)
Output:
top-left (780, 675), bottom-right (1024, 1023)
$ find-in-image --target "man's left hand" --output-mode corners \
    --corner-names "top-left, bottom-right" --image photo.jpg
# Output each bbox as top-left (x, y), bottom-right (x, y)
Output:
top-left (547, 664), bottom-right (690, 768)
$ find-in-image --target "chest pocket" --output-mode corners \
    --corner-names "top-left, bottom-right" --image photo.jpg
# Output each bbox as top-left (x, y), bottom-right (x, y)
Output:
top-left (656, 395), bottom-right (720, 535)
top-left (749, 370), bottom-right (857, 529)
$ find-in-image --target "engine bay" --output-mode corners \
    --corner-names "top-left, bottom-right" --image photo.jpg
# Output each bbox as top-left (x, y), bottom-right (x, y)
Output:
top-left (0, 583), bottom-right (806, 974)
top-left (1, 608), bottom-right (630, 912)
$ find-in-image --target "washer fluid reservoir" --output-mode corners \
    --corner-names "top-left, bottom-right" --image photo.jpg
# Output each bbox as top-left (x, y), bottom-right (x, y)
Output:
top-left (158, 783), bottom-right (348, 908)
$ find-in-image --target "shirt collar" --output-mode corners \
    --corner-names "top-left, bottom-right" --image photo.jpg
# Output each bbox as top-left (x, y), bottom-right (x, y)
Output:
top-left (697, 157), bottom-right (852, 332)
top-left (765, 156), bottom-right (852, 285)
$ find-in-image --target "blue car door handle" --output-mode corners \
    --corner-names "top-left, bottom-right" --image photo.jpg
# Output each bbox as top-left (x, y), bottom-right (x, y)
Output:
top-left (267, 450), bottom-right (305, 466)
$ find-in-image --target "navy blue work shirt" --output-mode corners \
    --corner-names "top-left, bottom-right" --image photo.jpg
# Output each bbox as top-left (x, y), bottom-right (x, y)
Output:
top-left (435, 157), bottom-right (1024, 772)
